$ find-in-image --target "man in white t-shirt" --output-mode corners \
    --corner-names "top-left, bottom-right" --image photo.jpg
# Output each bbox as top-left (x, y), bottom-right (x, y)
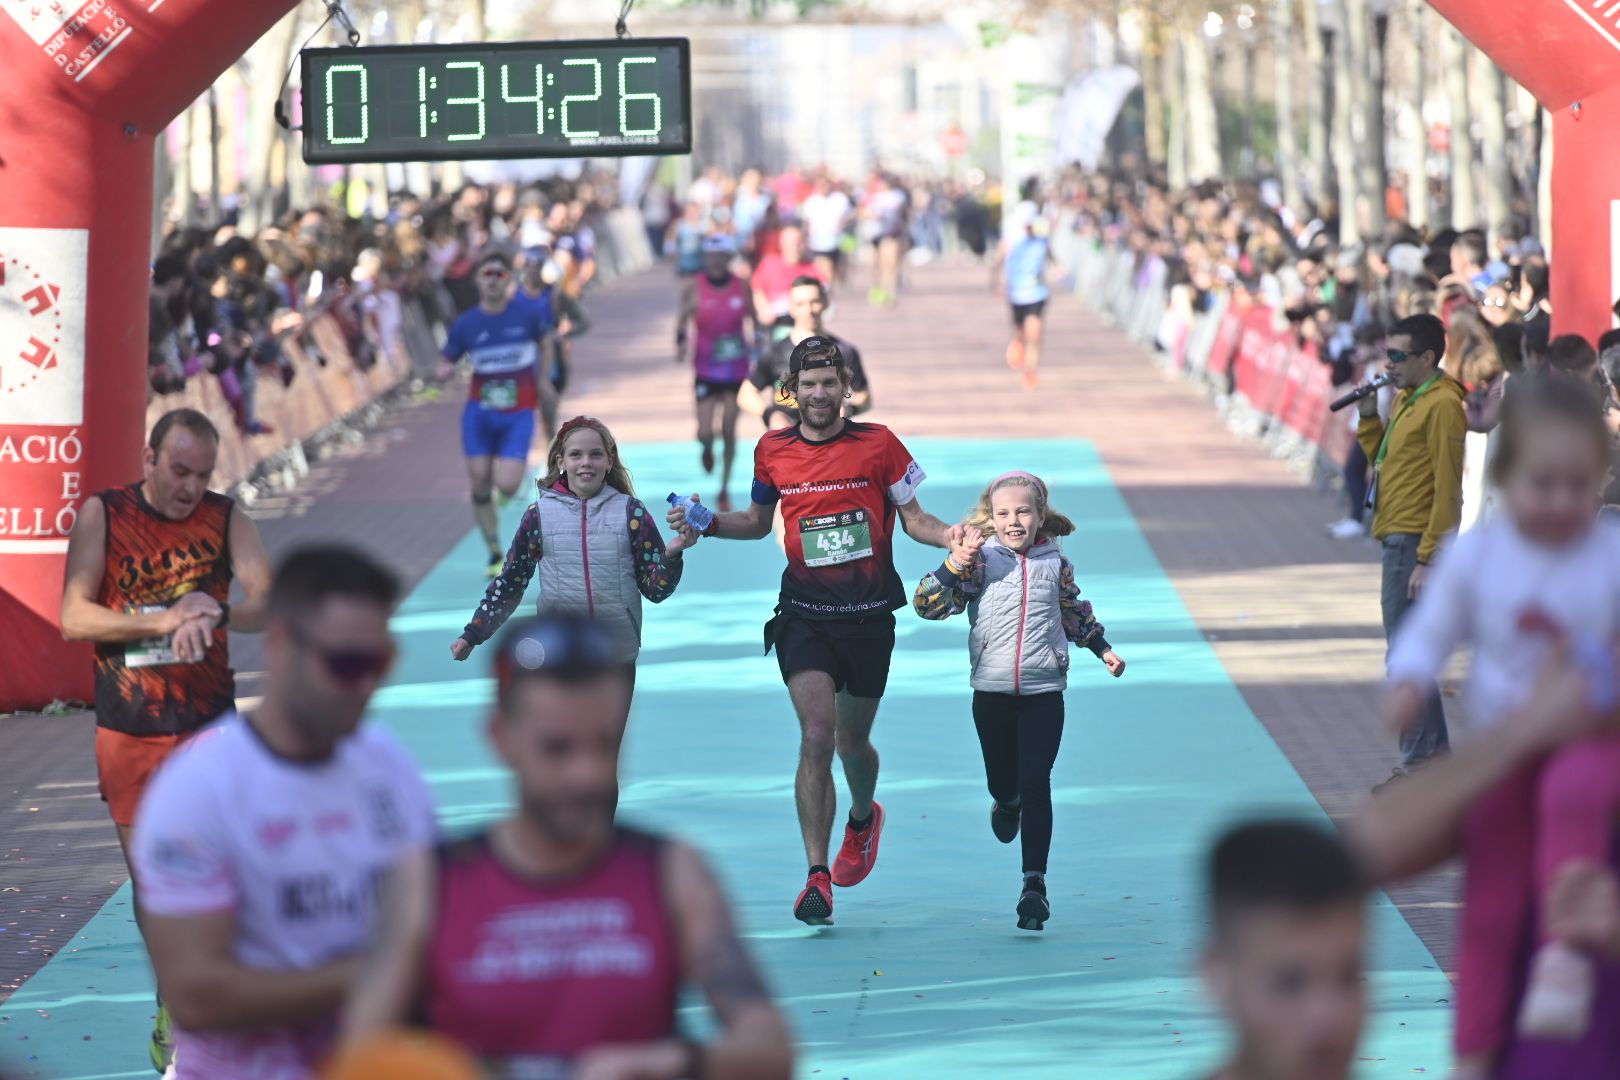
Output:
top-left (133, 545), bottom-right (437, 1079)
top-left (800, 176), bottom-right (853, 285)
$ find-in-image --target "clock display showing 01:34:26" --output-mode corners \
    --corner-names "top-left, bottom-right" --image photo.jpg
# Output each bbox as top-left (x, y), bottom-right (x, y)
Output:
top-left (320, 55), bottom-right (667, 145)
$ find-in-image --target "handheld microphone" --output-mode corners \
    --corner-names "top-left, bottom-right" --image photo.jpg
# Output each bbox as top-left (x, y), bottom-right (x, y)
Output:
top-left (1330, 373), bottom-right (1396, 412)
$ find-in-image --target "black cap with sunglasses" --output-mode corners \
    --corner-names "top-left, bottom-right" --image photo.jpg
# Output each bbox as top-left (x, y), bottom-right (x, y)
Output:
top-left (494, 613), bottom-right (627, 705)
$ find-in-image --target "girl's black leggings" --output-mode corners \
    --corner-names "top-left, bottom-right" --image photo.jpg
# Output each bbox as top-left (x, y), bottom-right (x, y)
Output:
top-left (972, 690), bottom-right (1065, 875)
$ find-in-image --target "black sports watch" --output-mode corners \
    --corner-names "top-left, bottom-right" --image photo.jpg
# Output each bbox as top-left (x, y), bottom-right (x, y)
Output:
top-left (217, 602), bottom-right (231, 629)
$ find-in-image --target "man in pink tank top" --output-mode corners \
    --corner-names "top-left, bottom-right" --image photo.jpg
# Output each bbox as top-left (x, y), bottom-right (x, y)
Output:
top-left (341, 613), bottom-right (793, 1079)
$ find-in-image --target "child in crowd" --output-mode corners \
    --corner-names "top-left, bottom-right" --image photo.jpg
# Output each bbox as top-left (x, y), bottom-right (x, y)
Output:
top-left (1201, 820), bottom-right (1370, 1080)
top-left (912, 471), bottom-right (1124, 930)
top-left (450, 416), bottom-right (696, 704)
top-left (1385, 376), bottom-right (1620, 1075)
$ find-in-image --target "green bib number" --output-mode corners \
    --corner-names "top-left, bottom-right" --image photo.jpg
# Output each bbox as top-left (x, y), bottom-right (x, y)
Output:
top-left (713, 334), bottom-right (747, 361)
top-left (479, 378), bottom-right (520, 410)
top-left (799, 509), bottom-right (874, 568)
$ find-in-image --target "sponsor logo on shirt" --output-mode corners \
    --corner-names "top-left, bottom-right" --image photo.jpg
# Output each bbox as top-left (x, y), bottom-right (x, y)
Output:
top-left (279, 866), bottom-right (386, 923)
top-left (257, 819), bottom-right (298, 851)
top-left (364, 784), bottom-right (406, 842)
top-left (459, 898), bottom-right (654, 985)
top-left (777, 476), bottom-right (872, 497)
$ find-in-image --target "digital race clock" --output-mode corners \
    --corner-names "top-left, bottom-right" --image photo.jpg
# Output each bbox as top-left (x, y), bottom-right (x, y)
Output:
top-left (300, 38), bottom-right (691, 164)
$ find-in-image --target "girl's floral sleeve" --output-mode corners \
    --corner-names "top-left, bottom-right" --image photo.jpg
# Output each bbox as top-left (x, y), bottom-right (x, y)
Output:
top-left (629, 499), bottom-right (684, 603)
top-left (913, 557), bottom-right (984, 620)
top-left (1060, 556), bottom-right (1112, 656)
top-left (463, 505), bottom-right (543, 645)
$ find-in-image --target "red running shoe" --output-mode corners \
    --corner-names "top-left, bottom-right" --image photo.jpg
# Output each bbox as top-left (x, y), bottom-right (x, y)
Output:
top-left (831, 801), bottom-right (885, 887)
top-left (793, 869), bottom-right (834, 925)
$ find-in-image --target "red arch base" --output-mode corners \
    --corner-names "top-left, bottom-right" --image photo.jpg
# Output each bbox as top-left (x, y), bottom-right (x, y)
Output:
top-left (0, 0), bottom-right (296, 709)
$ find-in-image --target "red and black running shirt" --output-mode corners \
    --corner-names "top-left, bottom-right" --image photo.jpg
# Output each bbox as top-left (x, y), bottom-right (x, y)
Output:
top-left (751, 421), bottom-right (926, 620)
top-left (94, 484), bottom-right (235, 736)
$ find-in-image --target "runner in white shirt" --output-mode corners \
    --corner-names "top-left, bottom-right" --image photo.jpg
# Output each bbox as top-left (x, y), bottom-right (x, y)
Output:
top-left (133, 545), bottom-right (437, 1079)
top-left (800, 177), bottom-right (854, 286)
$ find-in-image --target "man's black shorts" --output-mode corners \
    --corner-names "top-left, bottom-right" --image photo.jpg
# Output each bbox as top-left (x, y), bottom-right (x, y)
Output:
top-left (1010, 299), bottom-right (1047, 325)
top-left (766, 611), bottom-right (896, 698)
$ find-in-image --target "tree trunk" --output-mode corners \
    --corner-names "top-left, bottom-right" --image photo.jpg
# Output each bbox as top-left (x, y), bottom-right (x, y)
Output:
top-left (1403, 0), bottom-right (1428, 229)
top-left (1329, 7), bottom-right (1360, 244)
top-left (1142, 26), bottom-right (1166, 167)
top-left (1444, 26), bottom-right (1476, 229)
top-left (174, 103), bottom-right (197, 227)
top-left (1273, 0), bottom-right (1302, 214)
top-left (1353, 0), bottom-right (1388, 240)
top-left (1537, 107), bottom-right (1553, 261)
top-left (208, 86), bottom-right (222, 227)
top-left (1302, 0), bottom-right (1332, 206)
top-left (1181, 24), bottom-right (1222, 182)
top-left (1474, 50), bottom-right (1513, 244)
top-left (152, 136), bottom-right (172, 257)
top-left (1164, 34), bottom-right (1188, 189)
top-left (240, 9), bottom-right (301, 235)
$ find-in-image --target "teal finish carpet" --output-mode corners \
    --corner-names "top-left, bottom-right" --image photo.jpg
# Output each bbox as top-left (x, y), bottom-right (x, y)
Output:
top-left (0, 438), bottom-right (1451, 1078)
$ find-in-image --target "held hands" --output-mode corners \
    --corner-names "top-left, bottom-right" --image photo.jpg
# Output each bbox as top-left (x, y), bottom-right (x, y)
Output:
top-left (947, 526), bottom-right (985, 571)
top-left (664, 526), bottom-right (701, 558)
top-left (1101, 650), bottom-right (1126, 678)
top-left (450, 637), bottom-right (473, 662)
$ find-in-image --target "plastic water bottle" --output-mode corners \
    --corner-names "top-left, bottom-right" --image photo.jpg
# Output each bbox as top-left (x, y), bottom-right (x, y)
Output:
top-left (667, 493), bottom-right (714, 535)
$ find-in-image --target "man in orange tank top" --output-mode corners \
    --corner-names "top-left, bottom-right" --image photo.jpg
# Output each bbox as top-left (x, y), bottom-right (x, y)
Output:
top-left (59, 406), bottom-right (272, 1069)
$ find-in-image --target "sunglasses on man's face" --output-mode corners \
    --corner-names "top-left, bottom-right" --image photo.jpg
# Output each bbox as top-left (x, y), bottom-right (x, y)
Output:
top-left (479, 268), bottom-right (510, 281)
top-left (1386, 348), bottom-right (1415, 363)
top-left (288, 623), bottom-right (395, 684)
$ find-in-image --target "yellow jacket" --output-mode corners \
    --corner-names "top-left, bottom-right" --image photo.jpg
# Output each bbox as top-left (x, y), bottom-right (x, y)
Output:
top-left (1356, 375), bottom-right (1468, 563)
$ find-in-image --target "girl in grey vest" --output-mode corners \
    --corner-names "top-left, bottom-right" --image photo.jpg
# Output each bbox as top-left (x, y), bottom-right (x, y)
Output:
top-left (913, 471), bottom-right (1125, 931)
top-left (451, 417), bottom-right (696, 699)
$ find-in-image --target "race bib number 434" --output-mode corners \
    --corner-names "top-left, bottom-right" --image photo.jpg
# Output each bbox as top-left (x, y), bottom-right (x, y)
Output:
top-left (798, 509), bottom-right (873, 567)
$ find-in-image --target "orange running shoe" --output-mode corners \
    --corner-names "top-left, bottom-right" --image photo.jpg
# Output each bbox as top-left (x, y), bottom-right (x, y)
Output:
top-left (793, 868), bottom-right (834, 925)
top-left (831, 801), bottom-right (885, 887)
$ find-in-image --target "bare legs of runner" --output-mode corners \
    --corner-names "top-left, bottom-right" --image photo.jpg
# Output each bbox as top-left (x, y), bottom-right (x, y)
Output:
top-left (467, 455), bottom-right (527, 555)
top-left (696, 393), bottom-right (741, 507)
top-left (788, 671), bottom-right (881, 867)
top-left (1020, 312), bottom-right (1044, 389)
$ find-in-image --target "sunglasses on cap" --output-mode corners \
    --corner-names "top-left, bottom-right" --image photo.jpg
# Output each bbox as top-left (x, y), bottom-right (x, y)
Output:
top-left (494, 614), bottom-right (620, 692)
top-left (287, 622), bottom-right (395, 684)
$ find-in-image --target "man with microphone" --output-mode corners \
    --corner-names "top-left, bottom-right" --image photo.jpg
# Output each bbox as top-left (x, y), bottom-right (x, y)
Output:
top-left (1355, 313), bottom-right (1467, 788)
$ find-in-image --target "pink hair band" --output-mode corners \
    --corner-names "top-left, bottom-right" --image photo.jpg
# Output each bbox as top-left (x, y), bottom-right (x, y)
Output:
top-left (992, 471), bottom-right (1047, 499)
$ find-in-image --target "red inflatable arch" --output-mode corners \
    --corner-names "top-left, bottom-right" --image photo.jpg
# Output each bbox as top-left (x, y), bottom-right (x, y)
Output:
top-left (0, 0), bottom-right (298, 709)
top-left (1427, 0), bottom-right (1620, 344)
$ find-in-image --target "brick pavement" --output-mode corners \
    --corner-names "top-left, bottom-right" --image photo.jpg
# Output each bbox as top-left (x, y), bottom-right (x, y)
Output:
top-left (0, 254), bottom-right (1457, 1005)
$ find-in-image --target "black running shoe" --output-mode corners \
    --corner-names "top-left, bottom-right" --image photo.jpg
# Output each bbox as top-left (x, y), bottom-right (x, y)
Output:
top-left (1016, 881), bottom-right (1049, 932)
top-left (990, 801), bottom-right (1021, 844)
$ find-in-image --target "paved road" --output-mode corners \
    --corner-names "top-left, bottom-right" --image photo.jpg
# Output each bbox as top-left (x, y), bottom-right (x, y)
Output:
top-left (0, 255), bottom-right (1456, 1074)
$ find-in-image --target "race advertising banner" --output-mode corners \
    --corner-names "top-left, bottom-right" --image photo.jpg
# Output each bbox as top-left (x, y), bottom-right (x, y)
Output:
top-left (0, 227), bottom-right (89, 554)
